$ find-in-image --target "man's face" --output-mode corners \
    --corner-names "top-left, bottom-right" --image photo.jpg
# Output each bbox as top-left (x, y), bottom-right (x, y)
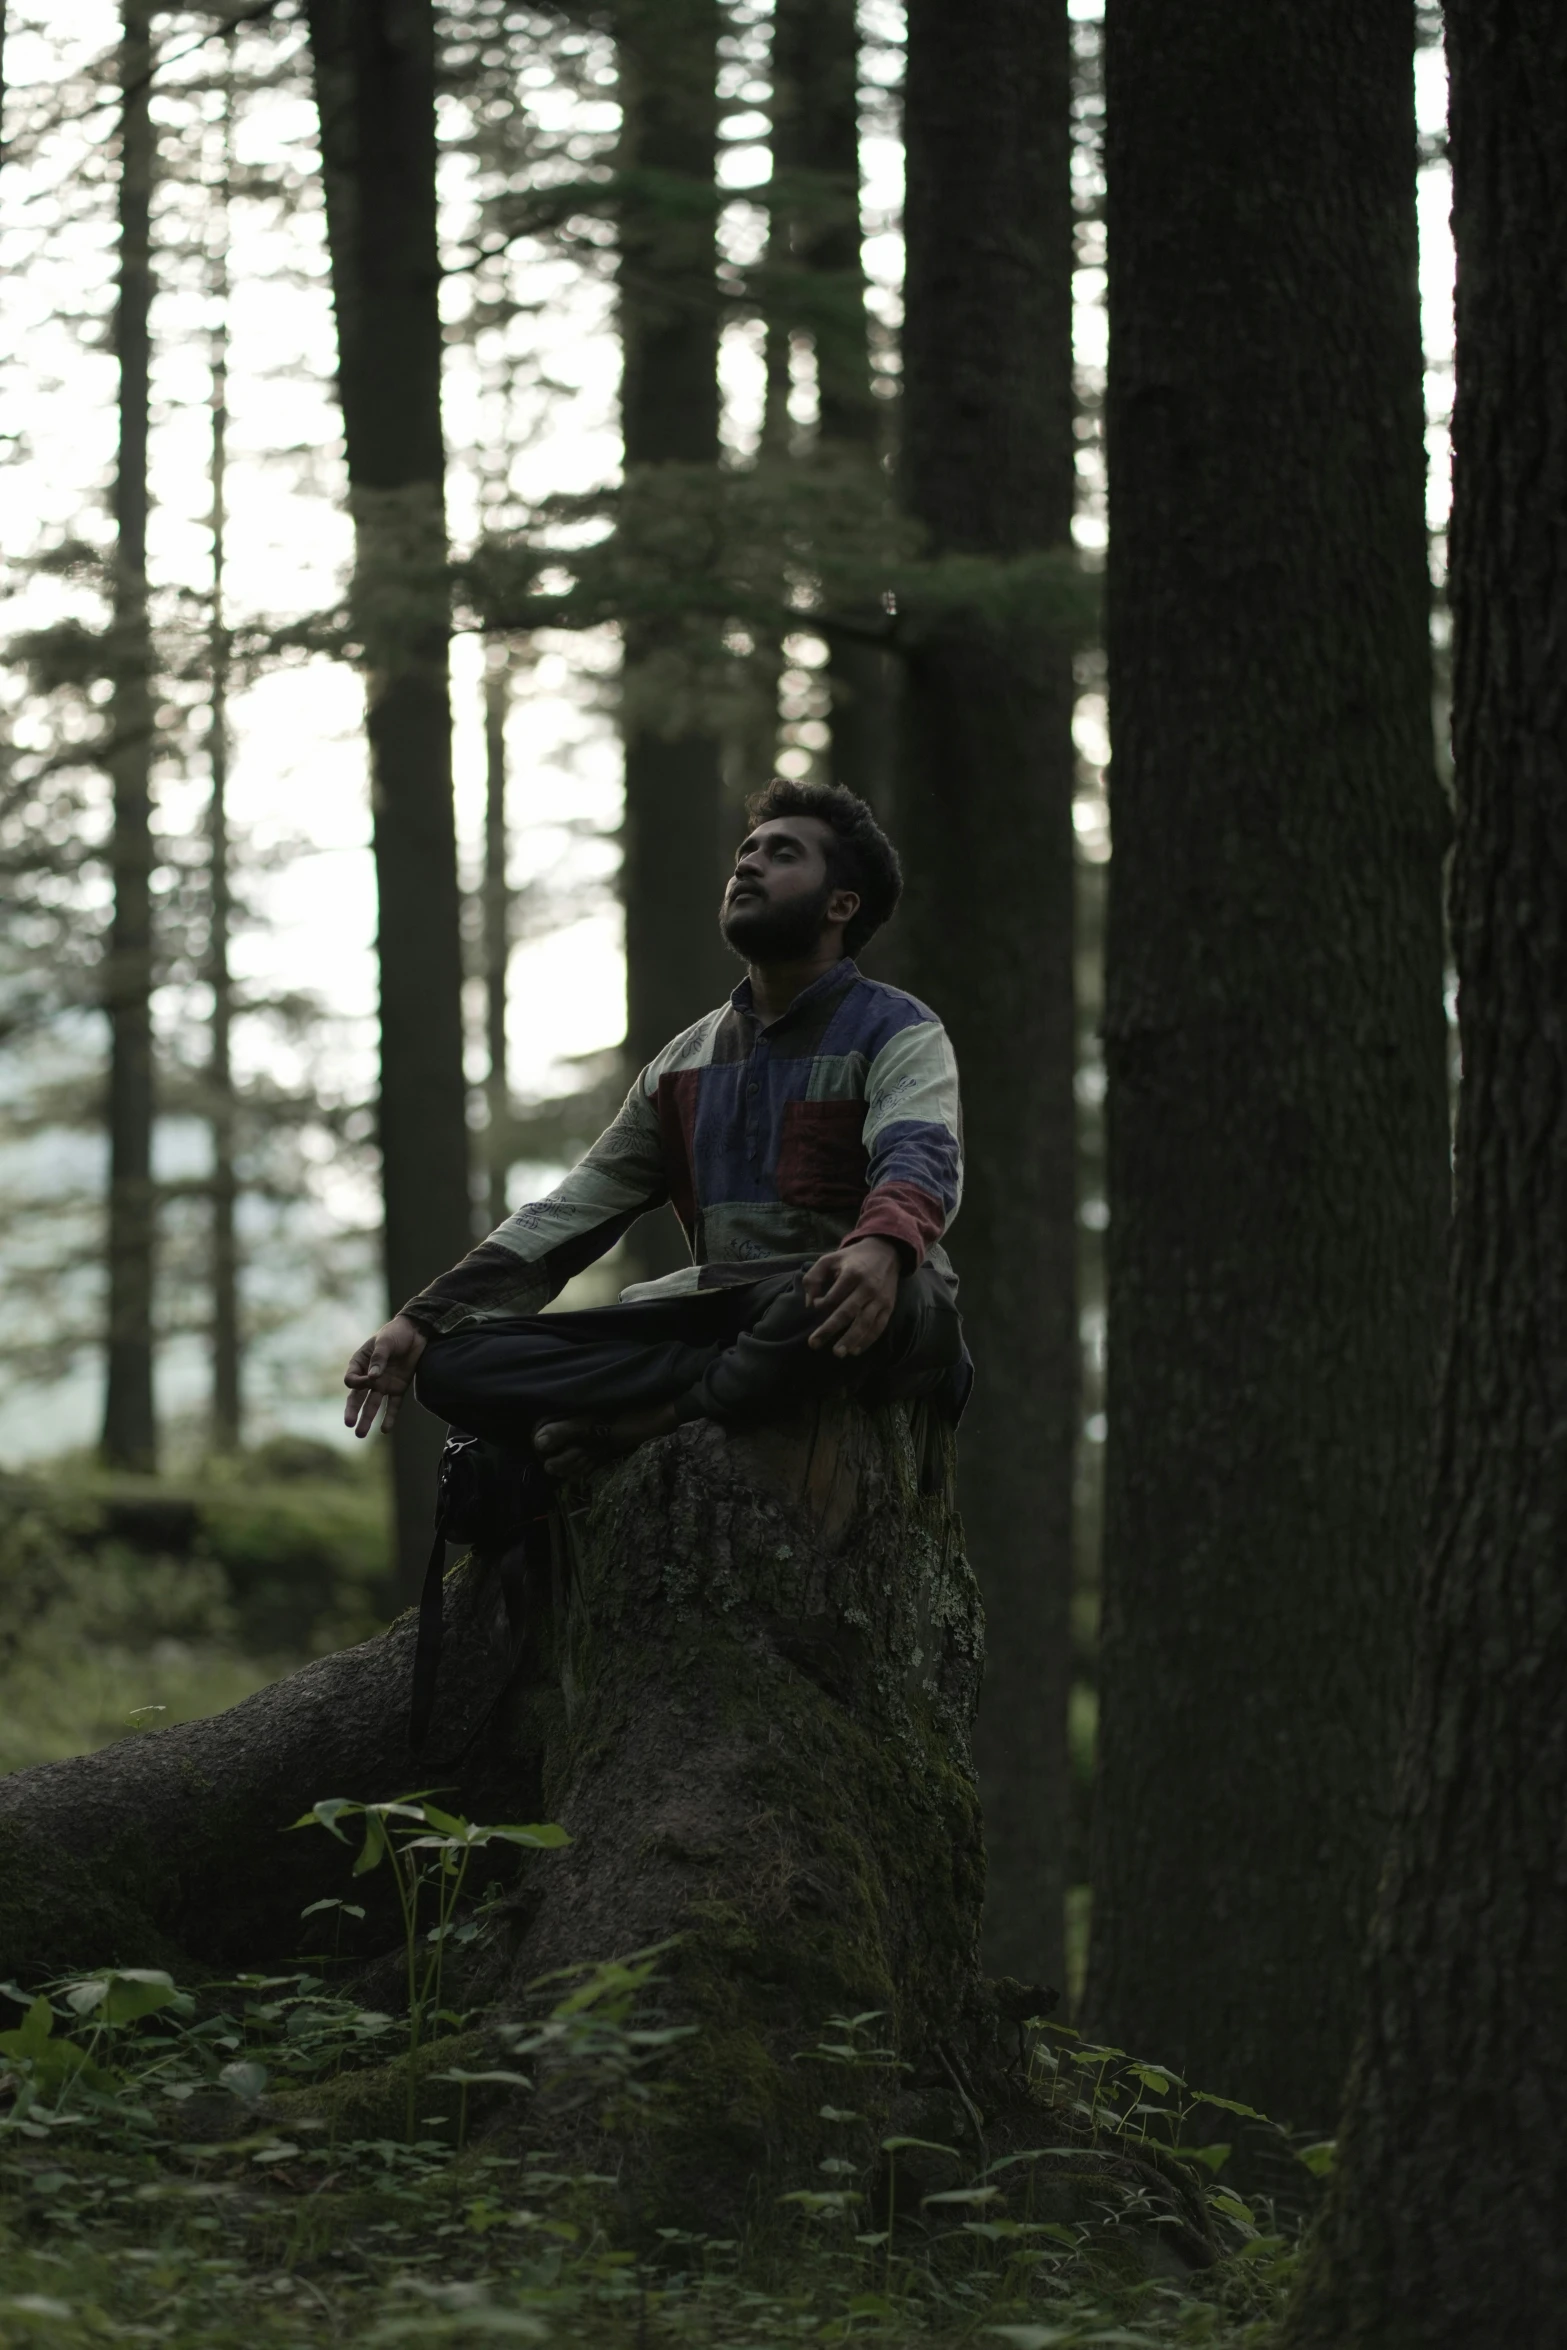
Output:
top-left (720, 816), bottom-right (853, 962)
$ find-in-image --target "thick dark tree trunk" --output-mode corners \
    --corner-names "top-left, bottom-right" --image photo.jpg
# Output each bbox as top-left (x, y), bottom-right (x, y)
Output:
top-left (616, 0), bottom-right (729, 1282)
top-left (769, 0), bottom-right (890, 813)
top-left (896, 0), bottom-right (1077, 1991)
top-left (1284, 4), bottom-right (1567, 2338)
top-left (0, 1402), bottom-right (995, 2226)
top-left (1088, 0), bottom-right (1449, 2129)
top-left (101, 0), bottom-right (158, 1474)
top-left (307, 0), bottom-right (473, 1593)
top-left (207, 57), bottom-right (241, 1454)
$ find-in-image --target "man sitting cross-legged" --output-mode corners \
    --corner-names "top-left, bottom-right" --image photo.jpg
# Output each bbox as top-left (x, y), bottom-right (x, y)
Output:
top-left (343, 779), bottom-right (970, 1479)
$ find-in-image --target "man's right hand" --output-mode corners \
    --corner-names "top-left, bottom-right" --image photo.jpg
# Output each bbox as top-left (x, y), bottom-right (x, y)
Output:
top-left (343, 1313), bottom-right (428, 1439)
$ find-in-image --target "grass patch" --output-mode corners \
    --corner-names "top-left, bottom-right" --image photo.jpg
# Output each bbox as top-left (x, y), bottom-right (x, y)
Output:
top-left (0, 1446), bottom-right (392, 1774)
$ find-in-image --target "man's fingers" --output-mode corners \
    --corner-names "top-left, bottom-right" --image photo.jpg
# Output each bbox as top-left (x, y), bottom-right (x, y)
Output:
top-left (833, 1297), bottom-right (891, 1358)
top-left (811, 1280), bottom-right (894, 1359)
top-left (806, 1245), bottom-right (897, 1355)
top-left (803, 1258), bottom-right (844, 1308)
top-left (809, 1280), bottom-right (873, 1350)
top-left (806, 1266), bottom-right (856, 1323)
top-left (836, 1312), bottom-right (889, 1358)
top-left (807, 1297), bottom-right (856, 1347)
top-left (345, 1359), bottom-right (416, 1436)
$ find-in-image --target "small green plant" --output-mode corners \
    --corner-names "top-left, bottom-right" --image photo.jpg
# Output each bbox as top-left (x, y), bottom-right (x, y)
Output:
top-left (492, 1944), bottom-right (696, 2129)
top-left (0, 1967), bottom-right (193, 2128)
top-left (292, 1795), bottom-right (569, 2139)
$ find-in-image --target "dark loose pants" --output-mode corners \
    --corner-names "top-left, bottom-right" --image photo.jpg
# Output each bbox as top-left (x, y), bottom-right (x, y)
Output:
top-left (414, 1265), bottom-right (969, 1451)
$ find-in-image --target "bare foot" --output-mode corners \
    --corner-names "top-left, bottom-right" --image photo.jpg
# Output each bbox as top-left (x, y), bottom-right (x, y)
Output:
top-left (533, 1403), bottom-right (680, 1481)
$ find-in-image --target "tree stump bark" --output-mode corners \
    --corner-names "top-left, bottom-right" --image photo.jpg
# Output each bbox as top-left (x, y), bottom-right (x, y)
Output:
top-left (0, 1398), bottom-right (998, 2224)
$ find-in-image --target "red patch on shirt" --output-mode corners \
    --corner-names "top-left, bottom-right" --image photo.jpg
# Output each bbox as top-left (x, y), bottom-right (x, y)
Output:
top-left (776, 1099), bottom-right (868, 1212)
top-left (654, 1069), bottom-right (702, 1234)
top-left (847, 1180), bottom-right (946, 1267)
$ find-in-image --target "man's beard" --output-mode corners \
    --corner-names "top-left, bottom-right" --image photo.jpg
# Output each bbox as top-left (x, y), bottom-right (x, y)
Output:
top-left (719, 877), bottom-right (834, 963)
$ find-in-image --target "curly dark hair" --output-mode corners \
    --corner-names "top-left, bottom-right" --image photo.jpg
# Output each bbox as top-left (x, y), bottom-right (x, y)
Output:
top-left (743, 778), bottom-right (903, 956)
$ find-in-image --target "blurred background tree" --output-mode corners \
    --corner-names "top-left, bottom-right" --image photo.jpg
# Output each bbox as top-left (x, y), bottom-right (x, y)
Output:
top-left (306, 0), bottom-right (472, 1596)
top-left (895, 0), bottom-right (1078, 1994)
top-left (102, 0), bottom-right (159, 1473)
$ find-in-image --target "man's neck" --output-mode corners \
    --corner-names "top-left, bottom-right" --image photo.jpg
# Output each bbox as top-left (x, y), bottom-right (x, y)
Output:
top-left (747, 942), bottom-right (847, 1025)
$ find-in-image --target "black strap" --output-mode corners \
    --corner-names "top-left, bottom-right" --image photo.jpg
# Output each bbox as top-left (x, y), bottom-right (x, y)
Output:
top-left (495, 1535), bottom-right (534, 1655)
top-left (408, 1508), bottom-right (551, 1753)
top-left (408, 1518), bottom-right (449, 1752)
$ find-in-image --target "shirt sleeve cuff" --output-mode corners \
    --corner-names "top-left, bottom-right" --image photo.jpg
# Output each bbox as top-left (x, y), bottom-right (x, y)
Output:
top-left (399, 1296), bottom-right (467, 1339)
top-left (845, 1182), bottom-right (946, 1271)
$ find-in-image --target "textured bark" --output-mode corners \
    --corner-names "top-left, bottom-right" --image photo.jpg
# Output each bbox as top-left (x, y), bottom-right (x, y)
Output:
top-left (307, 0), bottom-right (473, 1592)
top-left (207, 62), bottom-right (241, 1453)
top-left (1089, 0), bottom-right (1449, 2129)
top-left (896, 0), bottom-right (1077, 1990)
top-left (101, 0), bottom-right (158, 1474)
top-left (1283, 2), bottom-right (1567, 2338)
top-left (0, 1401), bottom-right (994, 2228)
top-left (769, 0), bottom-right (891, 812)
top-left (616, 0), bottom-right (729, 1283)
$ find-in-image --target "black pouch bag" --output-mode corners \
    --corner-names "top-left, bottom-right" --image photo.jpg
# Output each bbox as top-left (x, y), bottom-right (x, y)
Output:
top-left (410, 1429), bottom-right (552, 1751)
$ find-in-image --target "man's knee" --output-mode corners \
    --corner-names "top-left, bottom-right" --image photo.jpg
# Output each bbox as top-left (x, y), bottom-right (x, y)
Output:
top-left (414, 1324), bottom-right (544, 1422)
top-left (743, 1265), bottom-right (961, 1381)
top-left (742, 1272), bottom-right (821, 1350)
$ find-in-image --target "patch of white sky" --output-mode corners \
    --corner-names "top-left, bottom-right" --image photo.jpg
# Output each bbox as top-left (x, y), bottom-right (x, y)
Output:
top-left (0, 2), bottom-right (1456, 1452)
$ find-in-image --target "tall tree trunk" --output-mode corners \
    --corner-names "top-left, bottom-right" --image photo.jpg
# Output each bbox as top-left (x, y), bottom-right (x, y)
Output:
top-left (1284, 3), bottom-right (1567, 2336)
top-left (207, 49), bottom-right (241, 1454)
top-left (769, 0), bottom-right (890, 812)
top-left (482, 642), bottom-right (512, 1237)
top-left (616, 0), bottom-right (727, 1280)
top-left (1088, 0), bottom-right (1449, 2128)
top-left (101, 0), bottom-right (158, 1474)
top-left (896, 0), bottom-right (1077, 1990)
top-left (307, 0), bottom-right (472, 1594)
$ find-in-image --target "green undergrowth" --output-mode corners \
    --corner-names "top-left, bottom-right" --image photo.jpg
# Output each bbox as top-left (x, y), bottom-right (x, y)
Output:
top-left (0, 1941), bottom-right (1315, 2348)
top-left (0, 1441), bottom-right (392, 1773)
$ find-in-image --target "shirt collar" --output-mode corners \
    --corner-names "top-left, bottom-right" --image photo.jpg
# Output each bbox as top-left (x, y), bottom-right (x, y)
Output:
top-left (730, 956), bottom-right (859, 1029)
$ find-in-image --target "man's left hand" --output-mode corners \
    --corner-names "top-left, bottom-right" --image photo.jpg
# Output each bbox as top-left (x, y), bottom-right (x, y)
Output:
top-left (803, 1236), bottom-right (902, 1358)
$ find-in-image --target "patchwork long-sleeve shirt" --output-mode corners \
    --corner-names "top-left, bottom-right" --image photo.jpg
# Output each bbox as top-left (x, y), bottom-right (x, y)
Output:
top-left (403, 958), bottom-right (964, 1336)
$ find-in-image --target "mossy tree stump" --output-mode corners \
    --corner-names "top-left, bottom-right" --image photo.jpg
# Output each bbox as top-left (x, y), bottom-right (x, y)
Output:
top-left (0, 1397), bottom-right (1000, 2225)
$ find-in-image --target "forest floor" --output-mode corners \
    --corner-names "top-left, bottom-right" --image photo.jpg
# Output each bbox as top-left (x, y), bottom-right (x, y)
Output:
top-left (0, 1457), bottom-right (1303, 2347)
top-left (0, 1961), bottom-right (1303, 2350)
